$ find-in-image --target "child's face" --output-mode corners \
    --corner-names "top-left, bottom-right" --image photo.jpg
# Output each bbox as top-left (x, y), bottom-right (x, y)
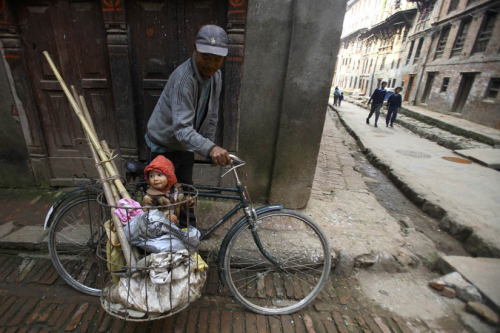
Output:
top-left (149, 170), bottom-right (168, 191)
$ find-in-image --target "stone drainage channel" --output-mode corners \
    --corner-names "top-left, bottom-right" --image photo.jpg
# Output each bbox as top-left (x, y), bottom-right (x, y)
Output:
top-left (329, 109), bottom-right (469, 258)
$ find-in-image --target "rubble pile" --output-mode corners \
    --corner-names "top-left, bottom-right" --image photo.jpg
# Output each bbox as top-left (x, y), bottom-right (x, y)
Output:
top-left (429, 272), bottom-right (499, 327)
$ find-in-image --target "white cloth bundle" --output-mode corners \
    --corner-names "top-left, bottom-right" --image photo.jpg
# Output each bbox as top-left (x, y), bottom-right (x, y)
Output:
top-left (105, 250), bottom-right (206, 316)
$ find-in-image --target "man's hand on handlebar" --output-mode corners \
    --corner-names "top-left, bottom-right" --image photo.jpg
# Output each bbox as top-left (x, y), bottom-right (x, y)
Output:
top-left (209, 146), bottom-right (231, 166)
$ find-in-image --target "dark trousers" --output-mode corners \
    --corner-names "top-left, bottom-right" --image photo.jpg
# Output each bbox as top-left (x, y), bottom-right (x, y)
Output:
top-left (147, 148), bottom-right (197, 227)
top-left (386, 107), bottom-right (398, 126)
top-left (334, 96), bottom-right (339, 106)
top-left (367, 103), bottom-right (383, 124)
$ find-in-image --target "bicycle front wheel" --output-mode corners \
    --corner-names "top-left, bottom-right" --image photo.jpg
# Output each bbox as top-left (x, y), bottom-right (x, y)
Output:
top-left (223, 209), bottom-right (331, 315)
top-left (48, 194), bottom-right (105, 296)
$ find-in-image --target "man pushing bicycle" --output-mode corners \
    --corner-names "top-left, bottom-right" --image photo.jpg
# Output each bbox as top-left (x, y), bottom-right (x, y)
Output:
top-left (145, 25), bottom-right (232, 183)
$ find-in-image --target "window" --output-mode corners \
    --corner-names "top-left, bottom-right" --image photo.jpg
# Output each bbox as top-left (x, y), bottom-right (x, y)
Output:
top-left (391, 61), bottom-right (395, 69)
top-left (403, 27), bottom-right (409, 41)
top-left (406, 40), bottom-right (415, 65)
top-left (397, 59), bottom-right (401, 68)
top-left (472, 12), bottom-right (497, 54)
top-left (380, 57), bottom-right (386, 70)
top-left (401, 81), bottom-right (405, 87)
top-left (369, 59), bottom-right (373, 71)
top-left (451, 19), bottom-right (471, 57)
top-left (414, 38), bottom-right (424, 63)
top-left (485, 78), bottom-right (500, 99)
top-left (388, 79), bottom-right (392, 87)
top-left (350, 77), bottom-right (353, 87)
top-left (441, 78), bottom-right (450, 92)
top-left (435, 26), bottom-right (451, 59)
top-left (448, 0), bottom-right (459, 13)
top-left (392, 80), bottom-right (396, 88)
top-left (354, 77), bottom-right (358, 88)
top-left (357, 60), bottom-right (360, 69)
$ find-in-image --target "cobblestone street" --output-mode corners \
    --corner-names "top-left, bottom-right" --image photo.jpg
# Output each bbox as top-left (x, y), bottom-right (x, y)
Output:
top-left (0, 252), bottom-right (452, 333)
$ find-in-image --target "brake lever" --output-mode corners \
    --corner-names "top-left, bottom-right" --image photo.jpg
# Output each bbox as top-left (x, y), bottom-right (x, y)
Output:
top-left (221, 162), bottom-right (246, 178)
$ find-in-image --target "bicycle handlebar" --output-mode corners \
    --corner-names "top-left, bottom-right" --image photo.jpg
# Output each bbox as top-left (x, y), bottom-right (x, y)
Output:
top-left (195, 154), bottom-right (244, 166)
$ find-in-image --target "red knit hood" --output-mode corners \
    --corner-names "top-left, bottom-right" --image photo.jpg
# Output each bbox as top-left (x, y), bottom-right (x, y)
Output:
top-left (144, 156), bottom-right (177, 192)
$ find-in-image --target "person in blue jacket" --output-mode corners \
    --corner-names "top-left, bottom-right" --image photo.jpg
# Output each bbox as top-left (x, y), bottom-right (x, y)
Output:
top-left (386, 87), bottom-right (402, 127)
top-left (366, 81), bottom-right (387, 127)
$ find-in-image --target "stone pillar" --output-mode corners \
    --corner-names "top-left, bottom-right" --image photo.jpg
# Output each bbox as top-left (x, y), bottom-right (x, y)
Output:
top-left (238, 0), bottom-right (346, 207)
top-left (269, 0), bottom-right (345, 208)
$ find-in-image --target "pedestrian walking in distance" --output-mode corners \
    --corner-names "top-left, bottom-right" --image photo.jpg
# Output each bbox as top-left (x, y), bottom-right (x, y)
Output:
top-left (386, 87), bottom-right (402, 128)
top-left (366, 81), bottom-right (387, 127)
top-left (333, 86), bottom-right (341, 106)
top-left (339, 92), bottom-right (344, 106)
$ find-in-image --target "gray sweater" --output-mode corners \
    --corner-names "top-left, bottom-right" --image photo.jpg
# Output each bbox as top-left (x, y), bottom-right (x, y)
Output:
top-left (147, 54), bottom-right (222, 157)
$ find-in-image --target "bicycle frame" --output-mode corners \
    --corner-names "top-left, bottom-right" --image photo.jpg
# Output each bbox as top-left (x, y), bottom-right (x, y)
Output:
top-left (193, 158), bottom-right (283, 285)
top-left (194, 156), bottom-right (270, 241)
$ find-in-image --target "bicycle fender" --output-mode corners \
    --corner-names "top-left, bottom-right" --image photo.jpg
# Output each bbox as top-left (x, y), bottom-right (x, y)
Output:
top-left (43, 188), bottom-right (96, 230)
top-left (216, 204), bottom-right (283, 286)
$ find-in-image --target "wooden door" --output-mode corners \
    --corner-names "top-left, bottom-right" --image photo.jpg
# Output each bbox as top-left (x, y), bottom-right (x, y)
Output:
top-left (15, 0), bottom-right (118, 185)
top-left (453, 74), bottom-right (475, 114)
top-left (127, 0), bottom-right (228, 160)
top-left (421, 72), bottom-right (435, 104)
top-left (404, 75), bottom-right (415, 102)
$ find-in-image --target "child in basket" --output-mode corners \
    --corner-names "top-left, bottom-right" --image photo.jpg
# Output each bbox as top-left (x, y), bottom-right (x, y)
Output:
top-left (142, 155), bottom-right (193, 226)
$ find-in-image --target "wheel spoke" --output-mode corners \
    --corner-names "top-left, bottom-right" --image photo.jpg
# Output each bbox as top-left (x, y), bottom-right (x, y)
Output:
top-left (224, 210), bottom-right (331, 315)
top-left (49, 195), bottom-right (104, 296)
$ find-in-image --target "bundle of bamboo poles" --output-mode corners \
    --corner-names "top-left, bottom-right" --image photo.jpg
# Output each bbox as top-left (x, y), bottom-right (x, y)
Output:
top-left (43, 51), bottom-right (137, 267)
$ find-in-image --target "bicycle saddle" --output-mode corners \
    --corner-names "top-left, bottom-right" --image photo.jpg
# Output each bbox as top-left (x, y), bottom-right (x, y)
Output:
top-left (125, 160), bottom-right (146, 178)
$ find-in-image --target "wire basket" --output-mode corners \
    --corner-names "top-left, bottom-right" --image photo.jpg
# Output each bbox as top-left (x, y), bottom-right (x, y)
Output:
top-left (95, 183), bottom-right (207, 321)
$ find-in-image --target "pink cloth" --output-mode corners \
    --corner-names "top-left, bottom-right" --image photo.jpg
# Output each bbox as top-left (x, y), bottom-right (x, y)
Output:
top-left (114, 198), bottom-right (144, 225)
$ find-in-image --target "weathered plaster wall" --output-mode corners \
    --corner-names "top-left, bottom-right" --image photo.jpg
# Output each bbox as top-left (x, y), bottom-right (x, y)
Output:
top-left (0, 56), bottom-right (33, 187)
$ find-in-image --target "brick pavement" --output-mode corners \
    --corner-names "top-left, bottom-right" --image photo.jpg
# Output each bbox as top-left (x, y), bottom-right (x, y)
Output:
top-left (311, 110), bottom-right (369, 201)
top-left (0, 253), bottom-right (441, 333)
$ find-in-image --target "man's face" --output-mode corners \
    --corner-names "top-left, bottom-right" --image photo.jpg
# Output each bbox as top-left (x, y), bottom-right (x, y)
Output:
top-left (381, 82), bottom-right (387, 89)
top-left (194, 48), bottom-right (224, 78)
top-left (395, 88), bottom-right (402, 94)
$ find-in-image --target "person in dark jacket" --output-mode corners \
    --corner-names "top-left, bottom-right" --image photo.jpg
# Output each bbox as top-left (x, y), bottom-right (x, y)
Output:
top-left (339, 92), bottom-right (344, 106)
top-left (366, 81), bottom-right (387, 127)
top-left (333, 87), bottom-right (340, 106)
top-left (386, 87), bottom-right (402, 127)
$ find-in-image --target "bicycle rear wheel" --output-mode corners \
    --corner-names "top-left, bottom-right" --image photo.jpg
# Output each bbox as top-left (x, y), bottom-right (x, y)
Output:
top-left (48, 194), bottom-right (105, 296)
top-left (223, 209), bottom-right (331, 315)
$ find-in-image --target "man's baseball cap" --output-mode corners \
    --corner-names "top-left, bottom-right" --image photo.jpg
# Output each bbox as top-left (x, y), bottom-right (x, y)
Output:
top-left (196, 25), bottom-right (228, 57)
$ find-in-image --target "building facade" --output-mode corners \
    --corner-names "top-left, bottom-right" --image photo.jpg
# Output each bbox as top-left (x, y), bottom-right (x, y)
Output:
top-left (0, 0), bottom-right (346, 208)
top-left (334, 0), bottom-right (500, 129)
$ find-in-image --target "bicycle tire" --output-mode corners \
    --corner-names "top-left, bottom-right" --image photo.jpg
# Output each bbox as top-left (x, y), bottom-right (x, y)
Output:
top-left (48, 194), bottom-right (105, 296)
top-left (223, 209), bottom-right (331, 315)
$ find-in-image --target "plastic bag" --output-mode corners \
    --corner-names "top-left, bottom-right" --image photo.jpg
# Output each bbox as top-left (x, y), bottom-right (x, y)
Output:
top-left (123, 210), bottom-right (200, 253)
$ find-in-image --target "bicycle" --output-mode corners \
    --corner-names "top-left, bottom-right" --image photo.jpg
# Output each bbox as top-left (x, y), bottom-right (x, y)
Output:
top-left (45, 155), bottom-right (331, 315)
